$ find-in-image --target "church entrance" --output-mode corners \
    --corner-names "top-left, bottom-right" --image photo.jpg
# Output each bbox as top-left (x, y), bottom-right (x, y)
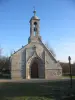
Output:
top-left (31, 62), bottom-right (38, 78)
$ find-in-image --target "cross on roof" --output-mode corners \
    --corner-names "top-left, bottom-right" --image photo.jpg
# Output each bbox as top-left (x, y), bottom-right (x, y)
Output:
top-left (33, 6), bottom-right (36, 16)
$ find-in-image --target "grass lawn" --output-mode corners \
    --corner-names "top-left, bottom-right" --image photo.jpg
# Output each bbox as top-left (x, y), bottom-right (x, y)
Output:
top-left (0, 79), bottom-right (75, 100)
top-left (62, 76), bottom-right (75, 78)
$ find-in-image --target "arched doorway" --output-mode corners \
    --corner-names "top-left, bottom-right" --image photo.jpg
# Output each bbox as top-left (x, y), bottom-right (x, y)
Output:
top-left (31, 62), bottom-right (38, 78)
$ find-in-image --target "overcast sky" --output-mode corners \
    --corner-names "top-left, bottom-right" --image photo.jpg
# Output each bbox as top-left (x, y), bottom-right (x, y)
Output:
top-left (0, 0), bottom-right (75, 63)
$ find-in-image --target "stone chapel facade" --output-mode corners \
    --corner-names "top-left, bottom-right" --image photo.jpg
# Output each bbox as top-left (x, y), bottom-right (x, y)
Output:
top-left (10, 10), bottom-right (62, 79)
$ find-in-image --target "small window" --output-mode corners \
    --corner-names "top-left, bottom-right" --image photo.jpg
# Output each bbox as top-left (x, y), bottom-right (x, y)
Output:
top-left (34, 22), bottom-right (37, 25)
top-left (34, 22), bottom-right (37, 36)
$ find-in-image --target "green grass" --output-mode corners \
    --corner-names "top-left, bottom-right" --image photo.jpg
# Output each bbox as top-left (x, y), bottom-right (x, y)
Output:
top-left (2, 96), bottom-right (53, 100)
top-left (0, 80), bottom-right (75, 100)
top-left (62, 76), bottom-right (75, 78)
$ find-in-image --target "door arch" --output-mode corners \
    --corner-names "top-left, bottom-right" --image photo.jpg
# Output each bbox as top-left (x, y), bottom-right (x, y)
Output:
top-left (31, 61), bottom-right (38, 78)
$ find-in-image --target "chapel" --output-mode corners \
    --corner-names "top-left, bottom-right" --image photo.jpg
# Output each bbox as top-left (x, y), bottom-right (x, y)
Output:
top-left (10, 10), bottom-right (62, 79)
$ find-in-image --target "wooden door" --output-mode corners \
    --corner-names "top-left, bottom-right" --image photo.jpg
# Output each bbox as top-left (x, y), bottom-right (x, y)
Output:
top-left (31, 62), bottom-right (38, 78)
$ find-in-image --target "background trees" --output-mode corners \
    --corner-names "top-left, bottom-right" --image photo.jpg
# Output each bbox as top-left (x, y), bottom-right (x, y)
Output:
top-left (45, 42), bottom-right (56, 58)
top-left (0, 47), bottom-right (11, 78)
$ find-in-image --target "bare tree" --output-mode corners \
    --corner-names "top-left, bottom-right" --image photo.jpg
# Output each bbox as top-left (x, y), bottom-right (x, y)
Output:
top-left (45, 42), bottom-right (56, 58)
top-left (10, 49), bottom-right (15, 56)
top-left (0, 47), bottom-right (2, 58)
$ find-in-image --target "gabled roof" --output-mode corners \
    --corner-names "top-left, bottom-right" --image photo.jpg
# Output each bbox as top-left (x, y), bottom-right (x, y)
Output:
top-left (10, 41), bottom-right (57, 63)
top-left (10, 43), bottom-right (29, 57)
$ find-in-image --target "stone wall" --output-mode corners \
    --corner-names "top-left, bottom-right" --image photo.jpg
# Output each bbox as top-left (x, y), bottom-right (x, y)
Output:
top-left (11, 42), bottom-right (62, 80)
top-left (11, 50), bottom-right (22, 79)
top-left (25, 42), bottom-right (45, 79)
top-left (45, 69), bottom-right (62, 79)
top-left (45, 49), bottom-right (62, 79)
top-left (11, 47), bottom-right (26, 79)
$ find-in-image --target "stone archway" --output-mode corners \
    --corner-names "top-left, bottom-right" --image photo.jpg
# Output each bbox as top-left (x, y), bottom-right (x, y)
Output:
top-left (26, 56), bottom-right (45, 79)
top-left (31, 61), bottom-right (38, 78)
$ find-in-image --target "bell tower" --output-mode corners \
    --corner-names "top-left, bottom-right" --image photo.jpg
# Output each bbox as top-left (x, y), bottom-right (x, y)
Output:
top-left (28, 10), bottom-right (41, 43)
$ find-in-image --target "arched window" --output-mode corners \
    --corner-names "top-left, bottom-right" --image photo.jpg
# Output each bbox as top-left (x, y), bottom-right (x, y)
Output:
top-left (34, 22), bottom-right (37, 36)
